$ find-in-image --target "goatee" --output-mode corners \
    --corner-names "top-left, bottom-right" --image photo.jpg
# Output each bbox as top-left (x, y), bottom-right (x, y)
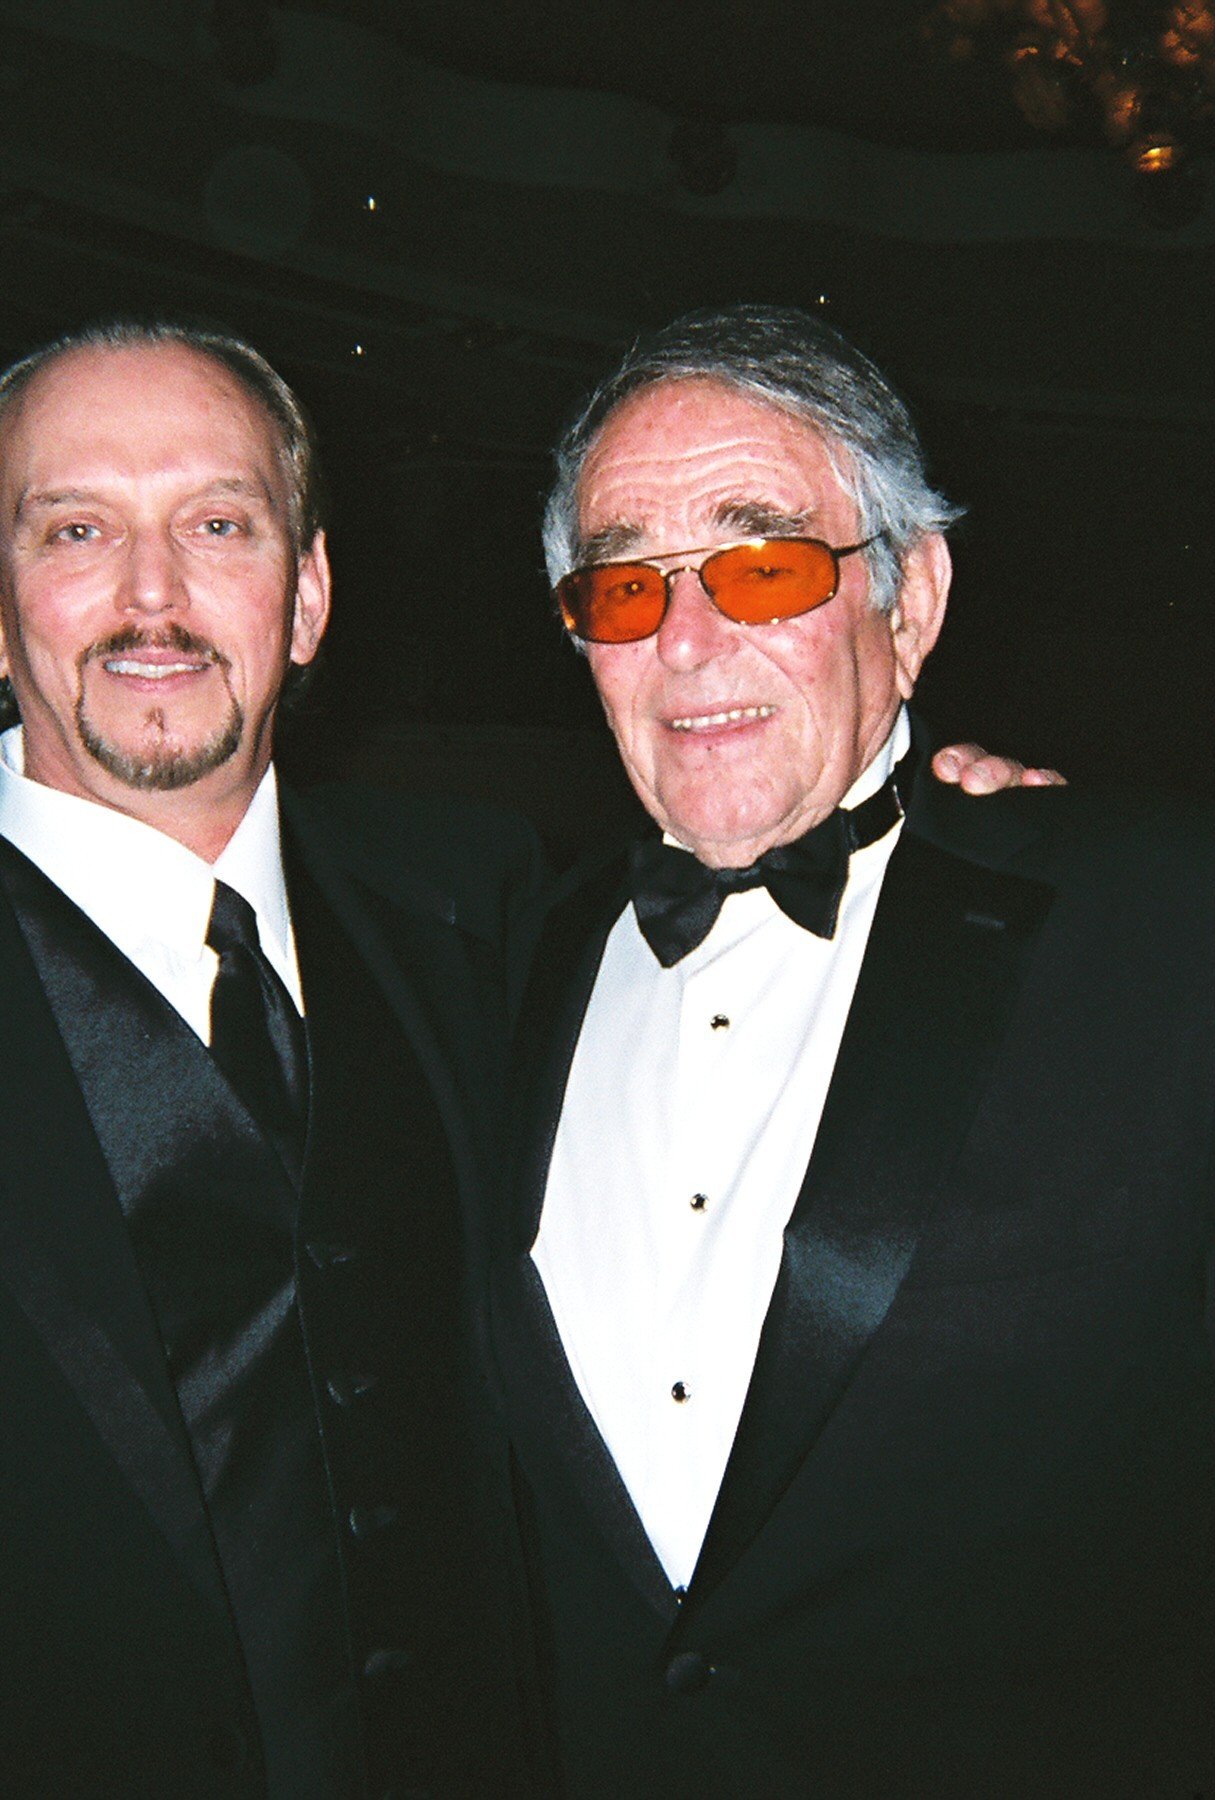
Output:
top-left (75, 625), bottom-right (244, 792)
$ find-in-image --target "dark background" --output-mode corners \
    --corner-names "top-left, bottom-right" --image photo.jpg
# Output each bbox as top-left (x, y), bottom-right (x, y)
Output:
top-left (0, 0), bottom-right (1210, 848)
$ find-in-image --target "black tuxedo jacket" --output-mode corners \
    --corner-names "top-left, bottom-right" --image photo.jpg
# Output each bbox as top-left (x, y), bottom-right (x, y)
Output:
top-left (0, 785), bottom-right (545, 1799)
top-left (492, 768), bottom-right (1215, 1798)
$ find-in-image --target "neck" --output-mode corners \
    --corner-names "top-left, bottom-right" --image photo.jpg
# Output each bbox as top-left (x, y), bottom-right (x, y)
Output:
top-left (111, 787), bottom-right (254, 862)
top-left (18, 750), bottom-right (268, 864)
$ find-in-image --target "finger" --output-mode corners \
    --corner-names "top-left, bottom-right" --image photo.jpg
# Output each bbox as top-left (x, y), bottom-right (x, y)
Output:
top-left (932, 743), bottom-right (984, 783)
top-left (958, 756), bottom-right (1026, 795)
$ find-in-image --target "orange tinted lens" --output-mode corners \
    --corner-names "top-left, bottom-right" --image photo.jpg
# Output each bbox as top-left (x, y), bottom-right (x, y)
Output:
top-left (558, 565), bottom-right (667, 643)
top-left (702, 539), bottom-right (839, 625)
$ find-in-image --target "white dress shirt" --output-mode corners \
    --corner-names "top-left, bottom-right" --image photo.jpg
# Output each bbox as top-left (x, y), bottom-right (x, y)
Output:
top-left (532, 710), bottom-right (909, 1590)
top-left (0, 726), bottom-right (302, 1041)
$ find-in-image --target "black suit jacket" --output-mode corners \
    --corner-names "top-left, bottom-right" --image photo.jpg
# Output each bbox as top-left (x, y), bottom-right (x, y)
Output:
top-left (492, 767), bottom-right (1215, 1798)
top-left (0, 785), bottom-right (546, 1799)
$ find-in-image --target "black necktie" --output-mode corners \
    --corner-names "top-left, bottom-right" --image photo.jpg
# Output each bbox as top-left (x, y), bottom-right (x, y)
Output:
top-left (629, 767), bottom-right (905, 967)
top-left (206, 879), bottom-right (309, 1169)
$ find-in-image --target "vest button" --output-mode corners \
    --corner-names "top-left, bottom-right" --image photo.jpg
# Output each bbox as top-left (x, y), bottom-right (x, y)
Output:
top-left (326, 1370), bottom-right (379, 1407)
top-left (349, 1502), bottom-right (400, 1539)
top-left (364, 1647), bottom-right (413, 1680)
top-left (665, 1651), bottom-right (713, 1694)
top-left (305, 1238), bottom-right (359, 1270)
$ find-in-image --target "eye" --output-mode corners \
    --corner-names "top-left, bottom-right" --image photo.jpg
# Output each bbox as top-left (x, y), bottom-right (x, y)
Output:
top-left (50, 521), bottom-right (99, 544)
top-left (201, 516), bottom-right (241, 537)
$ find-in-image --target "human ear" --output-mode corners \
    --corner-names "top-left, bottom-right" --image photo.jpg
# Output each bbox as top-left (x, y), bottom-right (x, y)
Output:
top-left (290, 531), bottom-right (332, 666)
top-left (890, 533), bottom-right (950, 699)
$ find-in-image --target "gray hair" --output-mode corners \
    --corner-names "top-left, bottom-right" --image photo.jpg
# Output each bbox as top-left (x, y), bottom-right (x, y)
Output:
top-left (542, 304), bottom-right (962, 615)
top-left (0, 316), bottom-right (324, 558)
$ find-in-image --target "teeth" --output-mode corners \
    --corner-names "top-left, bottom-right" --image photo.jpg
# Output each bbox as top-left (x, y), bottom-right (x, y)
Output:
top-left (104, 659), bottom-right (202, 678)
top-left (669, 704), bottom-right (775, 732)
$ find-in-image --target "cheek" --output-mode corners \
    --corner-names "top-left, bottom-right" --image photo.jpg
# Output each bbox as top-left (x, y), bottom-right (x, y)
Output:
top-left (588, 653), bottom-right (647, 743)
top-left (216, 584), bottom-right (296, 661)
top-left (747, 629), bottom-right (843, 735)
top-left (780, 611), bottom-right (894, 711)
top-left (15, 578), bottom-right (125, 678)
top-left (14, 598), bottom-right (89, 676)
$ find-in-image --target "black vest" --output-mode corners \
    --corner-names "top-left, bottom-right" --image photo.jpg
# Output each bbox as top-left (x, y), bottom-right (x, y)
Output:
top-left (0, 834), bottom-right (474, 1798)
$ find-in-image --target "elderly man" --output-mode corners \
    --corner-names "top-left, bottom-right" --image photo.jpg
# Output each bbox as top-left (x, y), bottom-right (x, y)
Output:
top-left (490, 306), bottom-right (1215, 1797)
top-left (0, 320), bottom-right (539, 1799)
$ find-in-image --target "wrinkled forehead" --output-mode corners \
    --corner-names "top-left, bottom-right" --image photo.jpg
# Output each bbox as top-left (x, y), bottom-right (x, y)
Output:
top-left (576, 376), bottom-right (857, 552)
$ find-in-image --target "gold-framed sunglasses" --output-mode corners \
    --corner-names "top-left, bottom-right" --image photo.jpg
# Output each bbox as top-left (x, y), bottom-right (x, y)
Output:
top-left (555, 534), bottom-right (880, 645)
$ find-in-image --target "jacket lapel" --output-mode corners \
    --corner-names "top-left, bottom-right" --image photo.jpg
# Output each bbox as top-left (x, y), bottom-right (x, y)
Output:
top-left (489, 1255), bottom-right (678, 1619)
top-left (690, 822), bottom-right (1054, 1599)
top-left (0, 859), bottom-right (231, 1617)
top-left (491, 850), bottom-right (679, 1617)
top-left (508, 850), bottom-right (629, 1245)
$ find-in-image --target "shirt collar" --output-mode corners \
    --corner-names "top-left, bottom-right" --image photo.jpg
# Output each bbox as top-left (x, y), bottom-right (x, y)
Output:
top-left (840, 703), bottom-right (910, 809)
top-left (0, 725), bottom-right (291, 971)
top-left (213, 763), bottom-right (293, 967)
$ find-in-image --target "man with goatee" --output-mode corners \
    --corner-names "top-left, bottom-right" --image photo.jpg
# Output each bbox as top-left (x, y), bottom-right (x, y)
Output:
top-left (0, 319), bottom-right (538, 1800)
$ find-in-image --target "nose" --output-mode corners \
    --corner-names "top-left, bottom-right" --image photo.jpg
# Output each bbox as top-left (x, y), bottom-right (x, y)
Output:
top-left (654, 564), bottom-right (736, 672)
top-left (118, 527), bottom-right (187, 616)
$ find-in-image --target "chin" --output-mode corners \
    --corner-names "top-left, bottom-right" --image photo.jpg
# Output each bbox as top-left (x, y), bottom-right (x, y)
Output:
top-left (666, 824), bottom-right (763, 867)
top-left (663, 793), bottom-right (785, 850)
top-left (79, 709), bottom-right (244, 794)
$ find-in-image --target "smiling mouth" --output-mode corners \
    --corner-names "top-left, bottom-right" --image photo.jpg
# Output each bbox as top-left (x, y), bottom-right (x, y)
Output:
top-left (102, 656), bottom-right (212, 678)
top-left (85, 626), bottom-right (224, 684)
top-left (669, 704), bottom-right (776, 732)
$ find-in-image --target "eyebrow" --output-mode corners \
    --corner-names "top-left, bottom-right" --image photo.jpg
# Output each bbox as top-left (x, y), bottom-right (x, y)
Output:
top-left (575, 522), bottom-right (646, 565)
top-left (714, 500), bottom-right (818, 537)
top-left (13, 488), bottom-right (98, 524)
top-left (13, 475), bottom-right (274, 524)
top-left (575, 501), bottom-right (819, 567)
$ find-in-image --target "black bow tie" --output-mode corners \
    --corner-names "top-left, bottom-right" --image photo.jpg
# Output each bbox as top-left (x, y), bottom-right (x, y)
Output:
top-left (628, 764), bottom-right (905, 967)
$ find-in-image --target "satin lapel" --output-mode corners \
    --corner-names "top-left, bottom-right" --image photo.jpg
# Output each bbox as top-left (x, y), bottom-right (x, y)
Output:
top-left (0, 861), bottom-right (230, 1615)
top-left (507, 850), bottom-right (630, 1245)
top-left (489, 1255), bottom-right (677, 1619)
top-left (690, 826), bottom-right (1054, 1600)
top-left (491, 852), bottom-right (677, 1617)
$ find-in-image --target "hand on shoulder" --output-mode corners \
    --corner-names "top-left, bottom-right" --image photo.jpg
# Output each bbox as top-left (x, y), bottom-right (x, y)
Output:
top-left (932, 743), bottom-right (1066, 795)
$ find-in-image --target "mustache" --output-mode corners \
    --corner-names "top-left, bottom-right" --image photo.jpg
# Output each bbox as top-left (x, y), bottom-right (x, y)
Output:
top-left (82, 625), bottom-right (228, 668)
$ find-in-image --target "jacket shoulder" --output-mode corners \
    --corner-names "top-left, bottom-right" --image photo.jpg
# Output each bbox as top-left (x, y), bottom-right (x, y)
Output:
top-left (908, 775), bottom-right (1215, 965)
top-left (287, 782), bottom-right (550, 946)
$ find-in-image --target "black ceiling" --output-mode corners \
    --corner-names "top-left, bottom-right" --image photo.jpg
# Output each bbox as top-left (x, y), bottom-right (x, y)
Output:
top-left (308, 0), bottom-right (1030, 148)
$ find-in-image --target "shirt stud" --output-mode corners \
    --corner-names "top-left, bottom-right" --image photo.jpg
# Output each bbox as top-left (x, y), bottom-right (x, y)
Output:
top-left (690, 1193), bottom-right (709, 1212)
top-left (672, 1381), bottom-right (690, 1403)
top-left (710, 1013), bottom-right (730, 1030)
